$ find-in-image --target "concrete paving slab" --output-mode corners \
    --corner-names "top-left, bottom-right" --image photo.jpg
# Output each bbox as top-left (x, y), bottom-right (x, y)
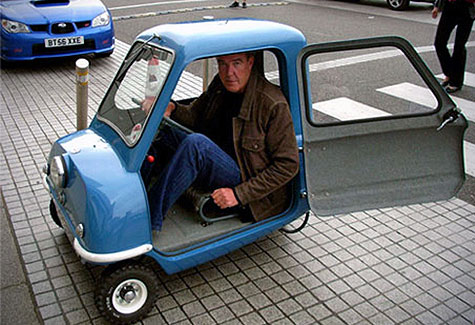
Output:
top-left (1, 196), bottom-right (41, 325)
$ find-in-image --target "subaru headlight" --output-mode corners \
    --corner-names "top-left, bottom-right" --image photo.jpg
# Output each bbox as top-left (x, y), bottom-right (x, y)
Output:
top-left (1, 19), bottom-right (30, 33)
top-left (50, 156), bottom-right (68, 188)
top-left (92, 12), bottom-right (110, 27)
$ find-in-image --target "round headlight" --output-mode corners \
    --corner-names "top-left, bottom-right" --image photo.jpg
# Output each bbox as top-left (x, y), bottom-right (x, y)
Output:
top-left (50, 155), bottom-right (67, 188)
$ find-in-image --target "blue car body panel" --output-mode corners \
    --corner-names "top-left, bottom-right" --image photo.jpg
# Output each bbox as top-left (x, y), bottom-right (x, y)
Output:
top-left (1, 0), bottom-right (114, 60)
top-left (47, 129), bottom-right (151, 255)
top-left (46, 18), bottom-right (311, 274)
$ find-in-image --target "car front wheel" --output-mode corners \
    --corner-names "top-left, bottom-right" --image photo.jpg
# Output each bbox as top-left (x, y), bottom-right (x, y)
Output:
top-left (387, 0), bottom-right (409, 10)
top-left (95, 262), bottom-right (159, 324)
top-left (49, 199), bottom-right (62, 228)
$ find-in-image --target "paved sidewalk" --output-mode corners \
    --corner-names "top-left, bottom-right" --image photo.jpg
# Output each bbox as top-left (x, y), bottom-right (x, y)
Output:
top-left (1, 196), bottom-right (41, 325)
top-left (1, 40), bottom-right (474, 324)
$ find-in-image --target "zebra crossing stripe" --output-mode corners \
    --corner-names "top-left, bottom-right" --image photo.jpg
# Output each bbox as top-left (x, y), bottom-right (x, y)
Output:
top-left (377, 82), bottom-right (475, 123)
top-left (465, 141), bottom-right (475, 178)
top-left (312, 97), bottom-right (390, 120)
top-left (313, 95), bottom-right (475, 177)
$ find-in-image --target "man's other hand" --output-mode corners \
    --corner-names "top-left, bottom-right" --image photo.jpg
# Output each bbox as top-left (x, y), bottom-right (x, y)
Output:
top-left (211, 188), bottom-right (238, 209)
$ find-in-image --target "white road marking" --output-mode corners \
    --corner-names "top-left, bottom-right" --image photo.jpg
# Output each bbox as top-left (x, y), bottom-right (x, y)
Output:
top-left (464, 141), bottom-right (475, 178)
top-left (378, 82), bottom-right (475, 122)
top-left (109, 0), bottom-right (215, 11)
top-left (312, 97), bottom-right (390, 120)
top-left (377, 82), bottom-right (437, 108)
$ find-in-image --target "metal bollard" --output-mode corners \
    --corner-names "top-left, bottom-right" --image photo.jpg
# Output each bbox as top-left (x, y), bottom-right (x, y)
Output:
top-left (76, 58), bottom-right (89, 131)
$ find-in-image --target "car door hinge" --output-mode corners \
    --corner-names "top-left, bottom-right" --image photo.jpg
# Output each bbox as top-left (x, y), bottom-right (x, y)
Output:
top-left (437, 108), bottom-right (461, 132)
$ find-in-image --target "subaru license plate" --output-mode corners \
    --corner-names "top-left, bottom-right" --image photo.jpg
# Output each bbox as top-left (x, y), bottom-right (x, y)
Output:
top-left (45, 36), bottom-right (84, 48)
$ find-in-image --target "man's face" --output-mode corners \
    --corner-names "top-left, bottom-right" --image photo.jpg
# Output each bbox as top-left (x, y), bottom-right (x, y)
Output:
top-left (217, 53), bottom-right (254, 93)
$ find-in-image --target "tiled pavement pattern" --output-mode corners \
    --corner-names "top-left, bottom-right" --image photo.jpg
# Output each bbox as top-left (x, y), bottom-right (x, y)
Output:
top-left (1, 40), bottom-right (474, 324)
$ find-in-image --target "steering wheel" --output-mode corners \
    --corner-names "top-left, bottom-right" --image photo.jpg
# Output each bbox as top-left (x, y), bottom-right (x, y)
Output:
top-left (161, 116), bottom-right (194, 134)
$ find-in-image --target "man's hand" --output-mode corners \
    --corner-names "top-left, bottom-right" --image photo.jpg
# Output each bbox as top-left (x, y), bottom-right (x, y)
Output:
top-left (142, 100), bottom-right (176, 116)
top-left (431, 7), bottom-right (439, 19)
top-left (165, 101), bottom-right (176, 117)
top-left (211, 188), bottom-right (238, 209)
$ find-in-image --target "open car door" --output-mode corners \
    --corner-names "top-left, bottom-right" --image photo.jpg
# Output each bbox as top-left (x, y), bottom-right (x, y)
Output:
top-left (297, 36), bottom-right (467, 216)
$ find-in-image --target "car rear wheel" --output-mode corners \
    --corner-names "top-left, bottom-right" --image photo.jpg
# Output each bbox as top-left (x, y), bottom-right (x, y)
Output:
top-left (95, 261), bottom-right (159, 324)
top-left (387, 0), bottom-right (409, 10)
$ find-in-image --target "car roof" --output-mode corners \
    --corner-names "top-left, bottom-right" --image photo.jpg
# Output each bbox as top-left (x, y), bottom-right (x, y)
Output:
top-left (136, 18), bottom-right (307, 62)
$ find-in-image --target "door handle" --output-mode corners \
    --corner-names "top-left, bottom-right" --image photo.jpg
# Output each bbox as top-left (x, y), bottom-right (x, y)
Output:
top-left (437, 108), bottom-right (461, 132)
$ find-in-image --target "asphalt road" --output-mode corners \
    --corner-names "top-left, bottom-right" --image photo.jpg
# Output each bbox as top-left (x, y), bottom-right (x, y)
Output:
top-left (102, 0), bottom-right (475, 206)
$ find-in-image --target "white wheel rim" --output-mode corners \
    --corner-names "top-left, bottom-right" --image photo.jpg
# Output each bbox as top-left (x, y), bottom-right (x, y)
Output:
top-left (388, 0), bottom-right (401, 7)
top-left (112, 278), bottom-right (148, 314)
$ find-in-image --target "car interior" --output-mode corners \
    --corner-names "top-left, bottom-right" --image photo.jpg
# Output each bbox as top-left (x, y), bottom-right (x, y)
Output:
top-left (143, 51), bottom-right (289, 253)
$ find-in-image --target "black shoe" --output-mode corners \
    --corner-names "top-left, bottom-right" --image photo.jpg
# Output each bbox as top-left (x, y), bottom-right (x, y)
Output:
top-left (440, 79), bottom-right (449, 87)
top-left (229, 1), bottom-right (239, 7)
top-left (242, 2), bottom-right (247, 7)
top-left (446, 85), bottom-right (461, 93)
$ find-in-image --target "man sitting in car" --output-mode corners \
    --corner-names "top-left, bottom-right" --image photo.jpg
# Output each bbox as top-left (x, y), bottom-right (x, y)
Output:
top-left (147, 51), bottom-right (299, 232)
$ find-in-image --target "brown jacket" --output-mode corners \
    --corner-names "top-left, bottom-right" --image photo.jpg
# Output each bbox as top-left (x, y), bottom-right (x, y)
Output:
top-left (172, 71), bottom-right (299, 221)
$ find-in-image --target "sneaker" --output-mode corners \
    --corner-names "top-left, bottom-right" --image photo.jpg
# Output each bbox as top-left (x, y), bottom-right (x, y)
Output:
top-left (229, 1), bottom-right (239, 7)
top-left (242, 2), bottom-right (247, 7)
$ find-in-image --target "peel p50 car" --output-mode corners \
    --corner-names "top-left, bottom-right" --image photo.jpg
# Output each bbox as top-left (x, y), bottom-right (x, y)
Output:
top-left (43, 18), bottom-right (467, 324)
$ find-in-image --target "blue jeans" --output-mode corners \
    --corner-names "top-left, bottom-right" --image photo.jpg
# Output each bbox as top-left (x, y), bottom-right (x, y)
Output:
top-left (148, 128), bottom-right (242, 230)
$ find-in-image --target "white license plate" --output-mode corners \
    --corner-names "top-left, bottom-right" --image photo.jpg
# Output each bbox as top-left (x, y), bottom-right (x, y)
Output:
top-left (44, 36), bottom-right (84, 48)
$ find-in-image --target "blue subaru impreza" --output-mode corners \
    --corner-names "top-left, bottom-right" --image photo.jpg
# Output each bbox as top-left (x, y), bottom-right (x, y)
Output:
top-left (1, 0), bottom-right (114, 61)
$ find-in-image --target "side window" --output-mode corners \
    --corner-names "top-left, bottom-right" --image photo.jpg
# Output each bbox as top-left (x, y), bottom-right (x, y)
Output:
top-left (171, 50), bottom-right (281, 102)
top-left (172, 59), bottom-right (204, 101)
top-left (263, 51), bottom-right (281, 88)
top-left (305, 45), bottom-right (438, 125)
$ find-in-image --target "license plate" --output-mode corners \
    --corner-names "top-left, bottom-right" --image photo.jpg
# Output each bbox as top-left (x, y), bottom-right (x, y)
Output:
top-left (44, 36), bottom-right (84, 48)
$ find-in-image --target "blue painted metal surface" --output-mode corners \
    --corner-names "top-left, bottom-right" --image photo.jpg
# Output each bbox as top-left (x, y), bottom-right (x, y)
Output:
top-left (47, 129), bottom-right (150, 256)
top-left (1, 0), bottom-right (114, 61)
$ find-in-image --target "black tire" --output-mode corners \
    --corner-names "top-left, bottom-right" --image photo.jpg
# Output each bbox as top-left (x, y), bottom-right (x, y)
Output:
top-left (95, 262), bottom-right (159, 324)
top-left (49, 199), bottom-right (63, 228)
top-left (387, 0), bottom-right (409, 10)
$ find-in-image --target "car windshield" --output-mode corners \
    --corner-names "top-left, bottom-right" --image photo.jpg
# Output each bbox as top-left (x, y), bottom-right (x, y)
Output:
top-left (97, 43), bottom-right (173, 146)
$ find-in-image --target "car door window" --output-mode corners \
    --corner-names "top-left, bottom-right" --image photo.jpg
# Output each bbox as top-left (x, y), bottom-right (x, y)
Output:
top-left (306, 45), bottom-right (438, 125)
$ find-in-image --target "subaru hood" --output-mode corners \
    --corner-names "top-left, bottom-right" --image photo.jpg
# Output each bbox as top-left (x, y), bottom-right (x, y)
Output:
top-left (1, 0), bottom-right (108, 25)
